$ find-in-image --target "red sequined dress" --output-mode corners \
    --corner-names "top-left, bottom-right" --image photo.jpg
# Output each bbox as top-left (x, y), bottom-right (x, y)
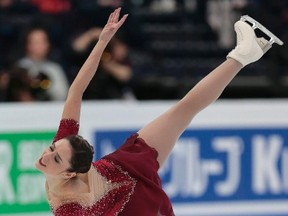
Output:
top-left (46, 119), bottom-right (175, 216)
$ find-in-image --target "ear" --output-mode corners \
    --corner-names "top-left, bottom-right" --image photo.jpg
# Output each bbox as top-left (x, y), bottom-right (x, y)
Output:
top-left (63, 172), bottom-right (77, 179)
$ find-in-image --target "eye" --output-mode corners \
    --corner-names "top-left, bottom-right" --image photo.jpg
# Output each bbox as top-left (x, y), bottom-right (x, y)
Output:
top-left (49, 145), bottom-right (54, 151)
top-left (49, 144), bottom-right (61, 164)
top-left (54, 157), bottom-right (59, 163)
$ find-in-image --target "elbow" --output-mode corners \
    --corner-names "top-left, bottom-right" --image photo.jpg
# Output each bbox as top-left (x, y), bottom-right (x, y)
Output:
top-left (67, 85), bottom-right (84, 99)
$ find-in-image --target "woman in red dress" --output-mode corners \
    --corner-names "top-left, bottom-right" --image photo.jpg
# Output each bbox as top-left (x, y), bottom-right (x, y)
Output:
top-left (35, 8), bottom-right (280, 216)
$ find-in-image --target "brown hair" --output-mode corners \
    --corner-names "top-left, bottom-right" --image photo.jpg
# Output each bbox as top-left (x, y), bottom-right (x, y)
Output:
top-left (65, 135), bottom-right (94, 174)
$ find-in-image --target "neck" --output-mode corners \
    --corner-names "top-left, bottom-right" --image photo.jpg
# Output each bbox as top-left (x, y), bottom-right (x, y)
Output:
top-left (46, 174), bottom-right (71, 195)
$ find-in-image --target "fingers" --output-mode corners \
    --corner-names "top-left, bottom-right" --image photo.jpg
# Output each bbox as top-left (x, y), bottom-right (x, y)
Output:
top-left (113, 8), bottom-right (121, 23)
top-left (107, 8), bottom-right (128, 31)
top-left (108, 8), bottom-right (120, 23)
top-left (116, 14), bottom-right (128, 29)
top-left (109, 8), bottom-right (127, 23)
top-left (107, 8), bottom-right (118, 23)
top-left (107, 13), bottom-right (113, 23)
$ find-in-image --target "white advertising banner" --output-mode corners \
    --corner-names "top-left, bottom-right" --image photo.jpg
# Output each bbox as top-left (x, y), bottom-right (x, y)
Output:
top-left (0, 100), bottom-right (287, 216)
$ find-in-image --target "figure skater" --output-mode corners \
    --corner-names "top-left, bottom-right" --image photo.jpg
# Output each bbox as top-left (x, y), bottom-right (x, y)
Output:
top-left (35, 8), bottom-right (282, 216)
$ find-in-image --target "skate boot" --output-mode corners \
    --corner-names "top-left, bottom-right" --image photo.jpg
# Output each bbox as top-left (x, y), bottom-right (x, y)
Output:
top-left (227, 15), bottom-right (284, 67)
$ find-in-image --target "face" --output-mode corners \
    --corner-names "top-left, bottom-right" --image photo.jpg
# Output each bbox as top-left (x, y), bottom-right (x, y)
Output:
top-left (35, 139), bottom-right (73, 176)
top-left (26, 29), bottom-right (50, 61)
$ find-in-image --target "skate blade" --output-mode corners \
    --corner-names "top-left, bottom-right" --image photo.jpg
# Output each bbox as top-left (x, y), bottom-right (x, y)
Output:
top-left (240, 15), bottom-right (284, 46)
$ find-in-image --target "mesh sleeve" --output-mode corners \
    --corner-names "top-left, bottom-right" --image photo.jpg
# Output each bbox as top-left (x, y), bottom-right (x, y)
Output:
top-left (53, 119), bottom-right (79, 143)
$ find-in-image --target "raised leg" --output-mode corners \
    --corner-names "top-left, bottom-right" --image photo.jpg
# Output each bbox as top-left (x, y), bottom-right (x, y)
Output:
top-left (138, 17), bottom-right (283, 167)
top-left (138, 59), bottom-right (242, 167)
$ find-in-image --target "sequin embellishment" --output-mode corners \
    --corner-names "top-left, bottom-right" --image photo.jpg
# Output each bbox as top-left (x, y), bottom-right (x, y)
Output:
top-left (53, 119), bottom-right (80, 143)
top-left (52, 159), bottom-right (137, 216)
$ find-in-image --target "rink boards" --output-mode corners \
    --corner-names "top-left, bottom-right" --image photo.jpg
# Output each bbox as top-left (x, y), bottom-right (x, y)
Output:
top-left (0, 100), bottom-right (287, 216)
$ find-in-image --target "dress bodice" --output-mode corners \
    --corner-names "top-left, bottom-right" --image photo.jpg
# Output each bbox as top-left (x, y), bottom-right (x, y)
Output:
top-left (47, 119), bottom-right (174, 216)
top-left (49, 159), bottom-right (136, 216)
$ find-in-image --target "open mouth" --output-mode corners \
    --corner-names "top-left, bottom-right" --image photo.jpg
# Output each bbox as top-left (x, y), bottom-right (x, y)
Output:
top-left (39, 158), bottom-right (46, 167)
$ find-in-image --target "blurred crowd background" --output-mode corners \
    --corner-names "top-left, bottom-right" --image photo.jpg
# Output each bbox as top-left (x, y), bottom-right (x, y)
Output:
top-left (0, 0), bottom-right (288, 102)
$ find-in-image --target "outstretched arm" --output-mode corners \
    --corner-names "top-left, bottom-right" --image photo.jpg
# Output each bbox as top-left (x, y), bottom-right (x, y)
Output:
top-left (61, 8), bottom-right (128, 121)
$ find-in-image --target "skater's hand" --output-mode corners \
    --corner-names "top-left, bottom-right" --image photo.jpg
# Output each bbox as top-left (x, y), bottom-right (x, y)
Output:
top-left (99, 8), bottom-right (128, 43)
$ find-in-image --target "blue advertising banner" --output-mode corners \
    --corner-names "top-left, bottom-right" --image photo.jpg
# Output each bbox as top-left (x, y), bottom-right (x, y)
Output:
top-left (94, 127), bottom-right (288, 216)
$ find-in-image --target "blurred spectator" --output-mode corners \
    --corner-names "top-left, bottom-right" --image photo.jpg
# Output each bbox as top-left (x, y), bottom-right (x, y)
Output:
top-left (5, 66), bottom-right (53, 102)
top-left (30, 0), bottom-right (71, 14)
top-left (0, 0), bottom-right (38, 67)
top-left (207, 0), bottom-right (235, 48)
top-left (28, 0), bottom-right (73, 61)
top-left (69, 0), bottom-right (142, 48)
top-left (70, 0), bottom-right (123, 28)
top-left (98, 37), bottom-right (135, 100)
top-left (6, 67), bottom-right (34, 102)
top-left (141, 0), bottom-right (185, 11)
top-left (15, 26), bottom-right (69, 101)
top-left (70, 27), bottom-right (134, 100)
top-left (0, 66), bottom-right (10, 101)
top-left (97, 0), bottom-right (122, 8)
top-left (232, 0), bottom-right (288, 80)
top-left (0, 0), bottom-right (286, 100)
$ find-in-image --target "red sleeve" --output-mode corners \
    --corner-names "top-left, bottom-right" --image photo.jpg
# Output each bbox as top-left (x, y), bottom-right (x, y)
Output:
top-left (53, 119), bottom-right (79, 143)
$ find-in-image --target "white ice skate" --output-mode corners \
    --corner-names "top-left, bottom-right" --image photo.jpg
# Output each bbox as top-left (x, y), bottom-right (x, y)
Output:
top-left (227, 15), bottom-right (284, 67)
top-left (241, 15), bottom-right (284, 47)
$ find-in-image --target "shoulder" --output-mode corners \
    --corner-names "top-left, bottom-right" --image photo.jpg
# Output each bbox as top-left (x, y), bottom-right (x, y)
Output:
top-left (53, 119), bottom-right (79, 143)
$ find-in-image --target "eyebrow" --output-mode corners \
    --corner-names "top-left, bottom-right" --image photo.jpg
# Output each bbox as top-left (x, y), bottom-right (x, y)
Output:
top-left (53, 143), bottom-right (63, 163)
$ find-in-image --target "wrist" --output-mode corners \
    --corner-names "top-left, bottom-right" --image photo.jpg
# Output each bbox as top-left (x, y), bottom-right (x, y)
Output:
top-left (97, 38), bottom-right (110, 46)
top-left (94, 40), bottom-right (109, 53)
